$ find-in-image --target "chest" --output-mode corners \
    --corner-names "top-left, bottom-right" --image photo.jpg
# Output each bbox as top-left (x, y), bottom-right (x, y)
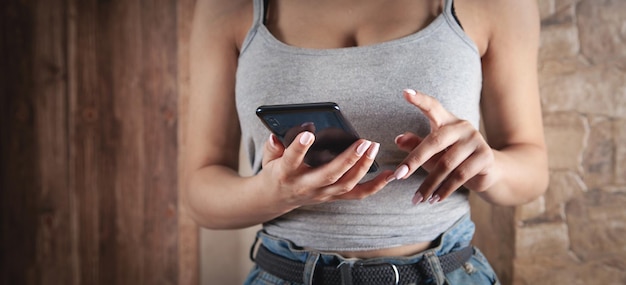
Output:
top-left (264, 0), bottom-right (442, 49)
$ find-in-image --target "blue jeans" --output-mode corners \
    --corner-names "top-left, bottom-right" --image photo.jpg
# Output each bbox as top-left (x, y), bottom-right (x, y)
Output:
top-left (245, 214), bottom-right (500, 285)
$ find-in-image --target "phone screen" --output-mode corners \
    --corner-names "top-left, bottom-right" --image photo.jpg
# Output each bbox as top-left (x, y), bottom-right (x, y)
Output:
top-left (256, 103), bottom-right (378, 172)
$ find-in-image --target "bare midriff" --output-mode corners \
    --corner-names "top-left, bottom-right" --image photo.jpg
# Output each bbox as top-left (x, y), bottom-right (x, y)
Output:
top-left (327, 240), bottom-right (434, 259)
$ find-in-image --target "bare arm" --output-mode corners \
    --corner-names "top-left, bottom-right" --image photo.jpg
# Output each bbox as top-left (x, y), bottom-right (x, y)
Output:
top-left (475, 0), bottom-right (548, 205)
top-left (185, 0), bottom-right (277, 229)
top-left (393, 0), bottom-right (548, 206)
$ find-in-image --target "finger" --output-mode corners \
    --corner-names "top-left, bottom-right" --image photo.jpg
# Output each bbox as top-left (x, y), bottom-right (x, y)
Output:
top-left (281, 131), bottom-right (315, 171)
top-left (395, 132), bottom-right (446, 173)
top-left (451, 145), bottom-right (496, 194)
top-left (321, 142), bottom-right (381, 196)
top-left (413, 141), bottom-right (476, 204)
top-left (304, 139), bottom-right (372, 187)
top-left (392, 123), bottom-right (463, 181)
top-left (262, 134), bottom-right (285, 167)
top-left (429, 152), bottom-right (487, 202)
top-left (334, 170), bottom-right (394, 200)
top-left (394, 132), bottom-right (423, 153)
top-left (284, 123), bottom-right (316, 147)
top-left (403, 89), bottom-right (457, 128)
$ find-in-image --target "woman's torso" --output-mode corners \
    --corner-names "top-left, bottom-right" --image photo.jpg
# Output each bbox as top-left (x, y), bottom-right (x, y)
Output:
top-left (234, 0), bottom-right (483, 257)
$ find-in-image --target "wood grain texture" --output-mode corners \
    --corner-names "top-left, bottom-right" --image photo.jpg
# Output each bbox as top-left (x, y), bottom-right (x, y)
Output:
top-left (177, 0), bottom-right (200, 284)
top-left (1, 0), bottom-right (197, 284)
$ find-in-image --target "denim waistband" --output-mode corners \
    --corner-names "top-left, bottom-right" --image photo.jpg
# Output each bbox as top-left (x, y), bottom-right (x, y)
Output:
top-left (252, 213), bottom-right (475, 275)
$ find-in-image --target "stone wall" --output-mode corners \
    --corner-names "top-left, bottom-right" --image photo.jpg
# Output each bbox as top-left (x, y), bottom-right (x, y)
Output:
top-left (473, 0), bottom-right (626, 284)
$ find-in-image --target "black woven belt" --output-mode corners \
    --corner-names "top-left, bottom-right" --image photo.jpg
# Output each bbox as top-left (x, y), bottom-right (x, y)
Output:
top-left (254, 245), bottom-right (474, 285)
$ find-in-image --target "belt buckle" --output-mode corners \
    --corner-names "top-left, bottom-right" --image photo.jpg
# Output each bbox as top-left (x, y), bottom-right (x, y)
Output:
top-left (388, 263), bottom-right (400, 285)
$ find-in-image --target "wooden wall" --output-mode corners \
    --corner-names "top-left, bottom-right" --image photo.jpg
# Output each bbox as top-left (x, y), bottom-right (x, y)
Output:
top-left (0, 0), bottom-right (198, 284)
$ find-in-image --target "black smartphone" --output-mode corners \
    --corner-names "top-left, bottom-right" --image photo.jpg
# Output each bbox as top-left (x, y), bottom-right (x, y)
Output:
top-left (256, 102), bottom-right (379, 173)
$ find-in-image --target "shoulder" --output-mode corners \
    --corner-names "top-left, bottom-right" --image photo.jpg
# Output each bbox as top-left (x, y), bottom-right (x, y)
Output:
top-left (191, 0), bottom-right (253, 51)
top-left (455, 0), bottom-right (540, 56)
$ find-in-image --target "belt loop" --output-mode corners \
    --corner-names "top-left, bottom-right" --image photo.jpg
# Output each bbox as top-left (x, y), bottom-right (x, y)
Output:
top-left (249, 234), bottom-right (260, 262)
top-left (338, 262), bottom-right (353, 285)
top-left (303, 252), bottom-right (320, 285)
top-left (424, 252), bottom-right (446, 285)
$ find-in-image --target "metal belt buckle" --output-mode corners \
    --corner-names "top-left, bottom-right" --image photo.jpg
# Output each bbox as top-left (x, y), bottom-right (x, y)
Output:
top-left (388, 263), bottom-right (400, 285)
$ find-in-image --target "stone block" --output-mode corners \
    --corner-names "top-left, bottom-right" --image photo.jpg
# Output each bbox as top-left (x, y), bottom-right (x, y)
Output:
top-left (555, 0), bottom-right (578, 12)
top-left (515, 222), bottom-right (569, 258)
top-left (513, 254), bottom-right (626, 285)
top-left (577, 0), bottom-right (626, 64)
top-left (583, 116), bottom-right (615, 189)
top-left (545, 170), bottom-right (587, 209)
top-left (538, 0), bottom-right (555, 20)
top-left (538, 56), bottom-right (587, 79)
top-left (541, 65), bottom-right (626, 117)
top-left (516, 195), bottom-right (545, 221)
top-left (543, 112), bottom-right (587, 170)
top-left (566, 191), bottom-right (626, 260)
top-left (539, 5), bottom-right (579, 60)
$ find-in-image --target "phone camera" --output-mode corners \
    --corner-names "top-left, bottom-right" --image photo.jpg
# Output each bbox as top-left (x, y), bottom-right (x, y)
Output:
top-left (267, 117), bottom-right (280, 128)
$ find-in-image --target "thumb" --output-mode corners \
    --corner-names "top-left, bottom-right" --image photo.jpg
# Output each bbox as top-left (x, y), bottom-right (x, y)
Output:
top-left (262, 134), bottom-right (285, 167)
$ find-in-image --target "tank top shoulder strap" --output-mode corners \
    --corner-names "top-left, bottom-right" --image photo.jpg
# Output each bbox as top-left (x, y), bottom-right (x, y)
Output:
top-left (240, 0), bottom-right (266, 54)
top-left (251, 0), bottom-right (266, 26)
top-left (442, 0), bottom-right (464, 30)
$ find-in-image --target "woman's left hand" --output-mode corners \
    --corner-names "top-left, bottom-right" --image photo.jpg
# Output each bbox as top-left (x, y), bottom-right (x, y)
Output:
top-left (391, 89), bottom-right (499, 205)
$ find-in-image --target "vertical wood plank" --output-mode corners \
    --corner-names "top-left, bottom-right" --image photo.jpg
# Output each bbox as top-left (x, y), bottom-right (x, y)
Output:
top-left (140, 1), bottom-right (180, 284)
top-left (108, 1), bottom-right (145, 284)
top-left (177, 0), bottom-right (200, 284)
top-left (0, 1), bottom-right (39, 284)
top-left (32, 0), bottom-right (75, 284)
top-left (68, 0), bottom-right (103, 284)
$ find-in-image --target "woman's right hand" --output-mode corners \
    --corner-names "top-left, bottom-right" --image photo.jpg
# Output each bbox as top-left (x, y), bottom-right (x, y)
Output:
top-left (260, 132), bottom-right (392, 209)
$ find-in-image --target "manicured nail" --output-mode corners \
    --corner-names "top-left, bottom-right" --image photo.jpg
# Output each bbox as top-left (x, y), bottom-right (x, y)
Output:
top-left (394, 134), bottom-right (405, 144)
top-left (367, 142), bottom-right (380, 159)
top-left (356, 140), bottom-right (372, 156)
top-left (412, 192), bottom-right (424, 205)
top-left (428, 194), bottom-right (441, 204)
top-left (299, 132), bottom-right (314, 145)
top-left (404, 89), bottom-right (417, 96)
top-left (386, 176), bottom-right (396, 183)
top-left (393, 164), bottom-right (409, 180)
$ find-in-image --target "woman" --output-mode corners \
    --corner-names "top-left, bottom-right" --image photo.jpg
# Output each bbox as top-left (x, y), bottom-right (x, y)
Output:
top-left (186, 0), bottom-right (548, 284)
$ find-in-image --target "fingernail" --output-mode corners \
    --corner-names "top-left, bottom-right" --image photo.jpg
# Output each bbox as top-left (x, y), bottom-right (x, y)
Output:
top-left (367, 142), bottom-right (380, 159)
top-left (394, 134), bottom-right (405, 144)
top-left (299, 132), bottom-right (314, 145)
top-left (393, 164), bottom-right (409, 180)
top-left (412, 192), bottom-right (424, 205)
top-left (404, 89), bottom-right (417, 96)
top-left (428, 194), bottom-right (440, 204)
top-left (356, 140), bottom-right (372, 156)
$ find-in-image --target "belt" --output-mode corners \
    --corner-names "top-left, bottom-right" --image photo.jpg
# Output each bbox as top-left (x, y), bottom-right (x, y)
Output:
top-left (254, 244), bottom-right (474, 285)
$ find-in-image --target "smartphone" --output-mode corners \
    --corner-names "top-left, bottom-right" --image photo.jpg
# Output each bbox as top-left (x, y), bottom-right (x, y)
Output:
top-left (256, 102), bottom-right (378, 173)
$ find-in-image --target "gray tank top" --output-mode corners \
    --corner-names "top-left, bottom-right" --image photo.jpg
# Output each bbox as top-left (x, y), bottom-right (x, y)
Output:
top-left (235, 0), bottom-right (481, 251)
